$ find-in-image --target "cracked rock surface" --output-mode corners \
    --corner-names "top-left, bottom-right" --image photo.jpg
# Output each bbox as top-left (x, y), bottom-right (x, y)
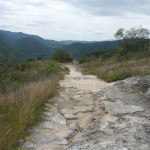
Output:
top-left (19, 65), bottom-right (150, 150)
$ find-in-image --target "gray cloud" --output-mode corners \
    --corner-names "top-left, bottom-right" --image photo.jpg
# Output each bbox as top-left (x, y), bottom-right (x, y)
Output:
top-left (61, 0), bottom-right (150, 16)
top-left (94, 32), bottom-right (104, 35)
top-left (0, 0), bottom-right (150, 41)
top-left (0, 24), bottom-right (18, 29)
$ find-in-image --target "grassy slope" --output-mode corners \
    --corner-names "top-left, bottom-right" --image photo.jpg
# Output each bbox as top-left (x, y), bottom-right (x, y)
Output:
top-left (82, 57), bottom-right (150, 82)
top-left (0, 60), bottom-right (67, 150)
top-left (79, 46), bottom-right (150, 82)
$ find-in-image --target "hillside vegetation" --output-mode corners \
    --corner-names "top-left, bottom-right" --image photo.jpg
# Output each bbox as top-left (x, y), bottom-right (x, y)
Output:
top-left (60, 41), bottom-right (117, 59)
top-left (52, 50), bottom-right (72, 63)
top-left (0, 58), bottom-right (67, 150)
top-left (0, 30), bottom-right (117, 62)
top-left (78, 26), bottom-right (150, 82)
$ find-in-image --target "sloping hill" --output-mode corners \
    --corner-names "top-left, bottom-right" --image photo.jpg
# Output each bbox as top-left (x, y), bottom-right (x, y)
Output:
top-left (0, 29), bottom-right (117, 62)
top-left (0, 31), bottom-right (53, 62)
top-left (13, 37), bottom-right (52, 62)
top-left (0, 30), bottom-right (76, 48)
top-left (59, 41), bottom-right (117, 59)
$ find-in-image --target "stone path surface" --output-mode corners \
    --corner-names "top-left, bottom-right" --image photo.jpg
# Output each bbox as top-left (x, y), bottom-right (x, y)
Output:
top-left (20, 65), bottom-right (150, 150)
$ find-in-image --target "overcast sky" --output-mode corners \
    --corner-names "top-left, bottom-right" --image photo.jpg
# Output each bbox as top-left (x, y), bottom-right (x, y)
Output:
top-left (0, 0), bottom-right (150, 41)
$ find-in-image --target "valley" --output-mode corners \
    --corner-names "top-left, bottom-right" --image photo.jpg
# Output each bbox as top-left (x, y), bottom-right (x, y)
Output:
top-left (0, 30), bottom-right (117, 62)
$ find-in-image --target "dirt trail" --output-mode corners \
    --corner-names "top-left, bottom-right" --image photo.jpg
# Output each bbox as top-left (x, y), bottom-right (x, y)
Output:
top-left (20, 65), bottom-right (150, 150)
top-left (20, 65), bottom-right (111, 150)
top-left (60, 65), bottom-right (111, 91)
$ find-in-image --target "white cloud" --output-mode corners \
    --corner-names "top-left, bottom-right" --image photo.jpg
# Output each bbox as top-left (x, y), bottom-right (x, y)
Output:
top-left (0, 0), bottom-right (150, 41)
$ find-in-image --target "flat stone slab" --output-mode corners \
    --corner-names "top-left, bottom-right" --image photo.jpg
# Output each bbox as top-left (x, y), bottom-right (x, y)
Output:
top-left (64, 113), bottom-right (78, 119)
top-left (73, 106), bottom-right (94, 113)
top-left (48, 96), bottom-right (65, 103)
top-left (104, 101), bottom-right (144, 115)
top-left (22, 133), bottom-right (57, 149)
top-left (51, 113), bottom-right (66, 125)
top-left (60, 108), bottom-right (76, 115)
top-left (40, 121), bottom-right (67, 130)
top-left (69, 122), bottom-right (80, 131)
top-left (56, 130), bottom-right (75, 139)
top-left (37, 144), bottom-right (66, 150)
top-left (72, 94), bottom-right (93, 102)
top-left (145, 88), bottom-right (150, 98)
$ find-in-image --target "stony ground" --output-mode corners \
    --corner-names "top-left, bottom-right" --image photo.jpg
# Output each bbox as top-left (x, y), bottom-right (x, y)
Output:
top-left (20, 65), bottom-right (150, 150)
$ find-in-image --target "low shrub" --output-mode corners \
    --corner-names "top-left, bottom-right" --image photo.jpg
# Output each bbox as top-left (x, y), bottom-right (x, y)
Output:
top-left (42, 63), bottom-right (62, 76)
top-left (82, 58), bottom-right (150, 82)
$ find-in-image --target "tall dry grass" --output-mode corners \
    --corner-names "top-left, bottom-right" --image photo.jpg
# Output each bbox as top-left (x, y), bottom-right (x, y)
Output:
top-left (0, 78), bottom-right (58, 150)
top-left (82, 58), bottom-right (150, 82)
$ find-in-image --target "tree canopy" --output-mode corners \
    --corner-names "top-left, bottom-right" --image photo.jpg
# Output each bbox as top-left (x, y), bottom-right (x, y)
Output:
top-left (114, 26), bottom-right (150, 40)
top-left (52, 50), bottom-right (72, 62)
top-left (114, 26), bottom-right (150, 52)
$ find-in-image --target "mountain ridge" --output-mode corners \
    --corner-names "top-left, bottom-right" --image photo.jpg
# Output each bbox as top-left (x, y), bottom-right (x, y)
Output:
top-left (0, 29), bottom-right (117, 62)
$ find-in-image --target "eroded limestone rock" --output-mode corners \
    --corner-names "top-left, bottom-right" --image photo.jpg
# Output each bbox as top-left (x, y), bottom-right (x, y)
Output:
top-left (103, 101), bottom-right (144, 115)
top-left (64, 113), bottom-right (78, 119)
top-left (69, 122), bottom-right (80, 131)
top-left (56, 130), bottom-right (75, 139)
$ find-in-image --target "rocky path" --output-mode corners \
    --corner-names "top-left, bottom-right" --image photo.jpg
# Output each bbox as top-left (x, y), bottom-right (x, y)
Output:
top-left (20, 65), bottom-right (150, 150)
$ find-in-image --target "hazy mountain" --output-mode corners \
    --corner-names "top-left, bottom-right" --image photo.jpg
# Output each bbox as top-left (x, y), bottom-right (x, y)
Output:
top-left (0, 30), bottom-right (82, 48)
top-left (58, 41), bottom-right (117, 59)
top-left (0, 30), bottom-right (53, 62)
top-left (0, 29), bottom-right (117, 62)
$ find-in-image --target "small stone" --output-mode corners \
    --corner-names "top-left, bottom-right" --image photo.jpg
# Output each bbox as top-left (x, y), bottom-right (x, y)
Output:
top-left (40, 121), bottom-right (67, 130)
top-left (64, 114), bottom-right (78, 119)
top-left (60, 108), bottom-right (75, 115)
top-left (48, 97), bottom-right (65, 103)
top-left (22, 133), bottom-right (57, 149)
top-left (145, 88), bottom-right (150, 98)
top-left (115, 123), bottom-right (127, 130)
top-left (69, 122), bottom-right (80, 131)
top-left (53, 103), bottom-right (59, 107)
top-left (134, 129), bottom-right (146, 143)
top-left (56, 130), bottom-right (75, 139)
top-left (73, 106), bottom-right (94, 113)
top-left (51, 113), bottom-right (66, 125)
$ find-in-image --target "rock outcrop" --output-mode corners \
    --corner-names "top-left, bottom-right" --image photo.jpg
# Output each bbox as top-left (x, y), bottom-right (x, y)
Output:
top-left (66, 75), bottom-right (150, 150)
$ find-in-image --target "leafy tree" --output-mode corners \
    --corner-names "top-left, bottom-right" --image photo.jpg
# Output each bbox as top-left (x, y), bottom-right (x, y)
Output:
top-left (52, 50), bottom-right (72, 62)
top-left (115, 26), bottom-right (150, 39)
top-left (114, 26), bottom-right (150, 52)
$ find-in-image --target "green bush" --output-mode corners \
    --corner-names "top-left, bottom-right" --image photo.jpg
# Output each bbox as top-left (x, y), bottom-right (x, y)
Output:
top-left (78, 56), bottom-right (91, 64)
top-left (52, 50), bottom-right (72, 62)
top-left (82, 58), bottom-right (150, 82)
top-left (42, 63), bottom-right (62, 76)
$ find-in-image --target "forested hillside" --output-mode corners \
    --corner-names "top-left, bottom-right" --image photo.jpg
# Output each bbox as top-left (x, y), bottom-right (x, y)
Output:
top-left (0, 31), bottom-right (53, 62)
top-left (0, 30), bottom-right (117, 62)
top-left (59, 41), bottom-right (117, 59)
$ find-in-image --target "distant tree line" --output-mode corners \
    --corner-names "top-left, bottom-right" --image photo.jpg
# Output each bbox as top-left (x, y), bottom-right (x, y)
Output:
top-left (114, 26), bottom-right (150, 52)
